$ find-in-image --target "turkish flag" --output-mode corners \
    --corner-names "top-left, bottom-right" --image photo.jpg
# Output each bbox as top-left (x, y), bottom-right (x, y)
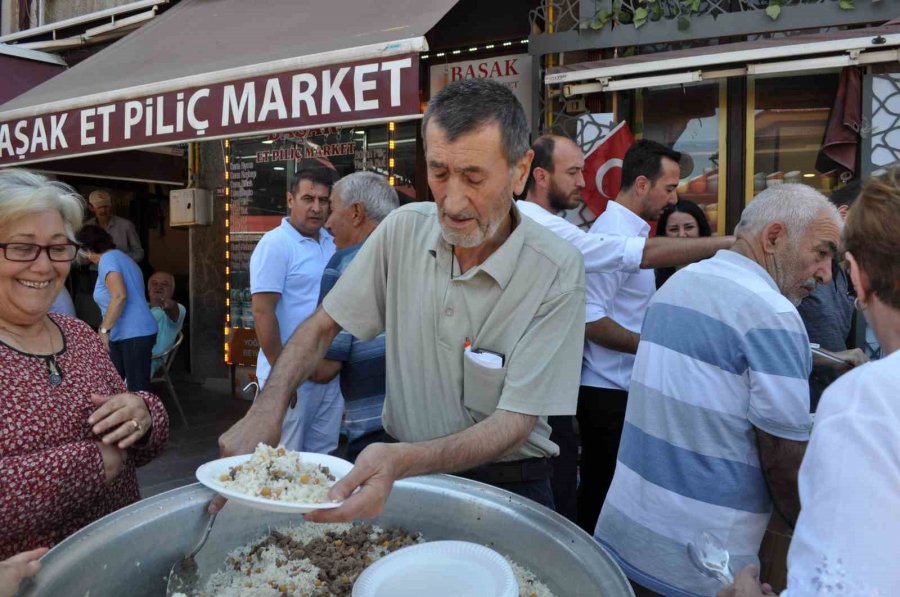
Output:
top-left (583, 121), bottom-right (635, 216)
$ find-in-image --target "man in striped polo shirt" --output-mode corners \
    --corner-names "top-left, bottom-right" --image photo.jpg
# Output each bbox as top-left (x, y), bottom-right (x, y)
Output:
top-left (311, 171), bottom-right (399, 461)
top-left (595, 184), bottom-right (842, 596)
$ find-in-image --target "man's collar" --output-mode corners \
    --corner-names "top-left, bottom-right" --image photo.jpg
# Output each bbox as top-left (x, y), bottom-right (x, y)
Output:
top-left (280, 217), bottom-right (332, 244)
top-left (427, 202), bottom-right (524, 289)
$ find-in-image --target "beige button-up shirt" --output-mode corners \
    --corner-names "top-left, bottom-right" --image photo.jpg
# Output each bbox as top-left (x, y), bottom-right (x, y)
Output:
top-left (322, 201), bottom-right (585, 460)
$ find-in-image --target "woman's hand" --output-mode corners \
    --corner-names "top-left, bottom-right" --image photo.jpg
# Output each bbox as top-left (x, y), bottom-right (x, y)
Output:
top-left (88, 393), bottom-right (152, 449)
top-left (0, 547), bottom-right (47, 597)
top-left (94, 441), bottom-right (127, 483)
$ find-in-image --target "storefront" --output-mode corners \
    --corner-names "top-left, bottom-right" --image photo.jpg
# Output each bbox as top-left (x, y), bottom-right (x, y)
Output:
top-left (539, 25), bottom-right (900, 232)
top-left (0, 0), bottom-right (460, 381)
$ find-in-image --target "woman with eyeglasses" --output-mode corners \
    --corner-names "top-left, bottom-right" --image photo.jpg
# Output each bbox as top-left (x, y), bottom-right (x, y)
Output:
top-left (0, 169), bottom-right (168, 561)
top-left (75, 224), bottom-right (158, 392)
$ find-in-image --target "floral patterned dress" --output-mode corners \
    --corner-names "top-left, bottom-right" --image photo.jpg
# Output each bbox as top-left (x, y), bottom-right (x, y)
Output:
top-left (0, 313), bottom-right (169, 558)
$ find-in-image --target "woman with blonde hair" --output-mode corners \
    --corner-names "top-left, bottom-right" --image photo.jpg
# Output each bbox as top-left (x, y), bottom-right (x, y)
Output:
top-left (0, 169), bottom-right (168, 560)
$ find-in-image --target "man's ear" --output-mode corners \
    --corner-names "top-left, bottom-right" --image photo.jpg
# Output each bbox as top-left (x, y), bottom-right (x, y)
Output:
top-left (633, 175), bottom-right (650, 197)
top-left (351, 202), bottom-right (366, 226)
top-left (513, 149), bottom-right (535, 196)
top-left (761, 221), bottom-right (787, 254)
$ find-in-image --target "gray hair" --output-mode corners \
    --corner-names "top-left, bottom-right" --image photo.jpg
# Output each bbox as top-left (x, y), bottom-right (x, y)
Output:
top-left (423, 79), bottom-right (530, 168)
top-left (736, 184), bottom-right (841, 242)
top-left (333, 172), bottom-right (399, 223)
top-left (0, 169), bottom-right (85, 240)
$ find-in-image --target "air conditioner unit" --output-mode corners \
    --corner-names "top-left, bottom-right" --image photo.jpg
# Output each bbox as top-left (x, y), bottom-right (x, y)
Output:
top-left (169, 188), bottom-right (211, 227)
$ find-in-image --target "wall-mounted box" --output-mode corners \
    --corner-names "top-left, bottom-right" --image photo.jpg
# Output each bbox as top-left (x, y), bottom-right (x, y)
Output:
top-left (169, 188), bottom-right (211, 226)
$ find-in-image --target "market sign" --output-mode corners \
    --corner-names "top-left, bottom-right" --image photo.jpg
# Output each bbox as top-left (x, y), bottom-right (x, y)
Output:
top-left (430, 54), bottom-right (532, 128)
top-left (0, 54), bottom-right (419, 166)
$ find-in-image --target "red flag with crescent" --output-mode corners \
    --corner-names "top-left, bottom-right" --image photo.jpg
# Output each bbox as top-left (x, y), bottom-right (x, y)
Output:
top-left (583, 121), bottom-right (635, 216)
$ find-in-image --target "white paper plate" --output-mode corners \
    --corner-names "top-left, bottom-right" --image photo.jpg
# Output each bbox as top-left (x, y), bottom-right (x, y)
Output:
top-left (352, 541), bottom-right (518, 597)
top-left (196, 452), bottom-right (353, 513)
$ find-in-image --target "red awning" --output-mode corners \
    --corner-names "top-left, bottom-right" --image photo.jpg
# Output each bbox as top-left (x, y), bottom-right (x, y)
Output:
top-left (0, 0), bottom-right (459, 167)
top-left (0, 45), bottom-right (66, 105)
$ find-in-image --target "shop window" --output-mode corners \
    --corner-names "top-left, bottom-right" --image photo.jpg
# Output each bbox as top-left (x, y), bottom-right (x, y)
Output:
top-left (747, 73), bottom-right (841, 201)
top-left (637, 81), bottom-right (727, 235)
top-left (224, 124), bottom-right (415, 365)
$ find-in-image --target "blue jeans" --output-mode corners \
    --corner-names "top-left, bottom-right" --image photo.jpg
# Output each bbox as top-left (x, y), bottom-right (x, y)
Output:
top-left (109, 333), bottom-right (156, 392)
top-left (266, 377), bottom-right (344, 454)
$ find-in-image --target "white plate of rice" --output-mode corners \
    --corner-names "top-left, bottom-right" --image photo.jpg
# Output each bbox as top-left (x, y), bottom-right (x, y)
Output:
top-left (196, 444), bottom-right (354, 513)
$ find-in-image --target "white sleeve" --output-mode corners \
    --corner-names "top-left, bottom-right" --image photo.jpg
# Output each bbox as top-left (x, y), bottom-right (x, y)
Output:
top-left (542, 215), bottom-right (644, 274)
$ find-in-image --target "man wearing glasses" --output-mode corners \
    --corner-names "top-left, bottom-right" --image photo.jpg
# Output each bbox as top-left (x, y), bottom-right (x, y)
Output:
top-left (249, 168), bottom-right (343, 454)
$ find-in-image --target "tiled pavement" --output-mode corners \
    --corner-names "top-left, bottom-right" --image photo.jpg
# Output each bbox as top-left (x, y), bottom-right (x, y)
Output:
top-left (137, 377), bottom-right (250, 498)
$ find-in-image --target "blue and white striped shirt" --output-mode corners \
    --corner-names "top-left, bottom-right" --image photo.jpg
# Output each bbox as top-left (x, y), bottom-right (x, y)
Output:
top-left (595, 250), bottom-right (812, 597)
top-left (318, 243), bottom-right (386, 443)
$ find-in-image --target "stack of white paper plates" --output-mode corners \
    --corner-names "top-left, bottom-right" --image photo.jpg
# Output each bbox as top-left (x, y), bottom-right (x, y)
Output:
top-left (353, 540), bottom-right (518, 597)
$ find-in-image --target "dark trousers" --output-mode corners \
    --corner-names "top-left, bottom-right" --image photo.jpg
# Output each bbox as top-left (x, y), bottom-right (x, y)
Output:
top-left (576, 385), bottom-right (628, 534)
top-left (548, 415), bottom-right (579, 523)
top-left (109, 333), bottom-right (156, 392)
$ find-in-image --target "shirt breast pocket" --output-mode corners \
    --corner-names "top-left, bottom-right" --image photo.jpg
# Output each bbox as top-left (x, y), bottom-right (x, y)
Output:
top-left (462, 352), bottom-right (507, 422)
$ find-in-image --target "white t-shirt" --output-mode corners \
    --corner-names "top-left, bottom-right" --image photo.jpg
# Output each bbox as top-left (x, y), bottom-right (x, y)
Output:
top-left (582, 201), bottom-right (655, 391)
top-left (249, 218), bottom-right (335, 379)
top-left (785, 349), bottom-right (900, 597)
top-left (516, 200), bottom-right (645, 274)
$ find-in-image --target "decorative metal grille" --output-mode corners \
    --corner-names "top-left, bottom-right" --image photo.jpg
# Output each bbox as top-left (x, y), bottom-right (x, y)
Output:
top-left (869, 74), bottom-right (900, 171)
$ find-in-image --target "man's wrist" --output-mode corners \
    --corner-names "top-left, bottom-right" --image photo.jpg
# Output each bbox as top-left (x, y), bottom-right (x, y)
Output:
top-left (99, 326), bottom-right (111, 335)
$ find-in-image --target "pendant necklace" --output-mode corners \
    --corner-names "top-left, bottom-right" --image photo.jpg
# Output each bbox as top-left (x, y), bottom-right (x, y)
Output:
top-left (42, 319), bottom-right (63, 387)
top-left (0, 319), bottom-right (63, 387)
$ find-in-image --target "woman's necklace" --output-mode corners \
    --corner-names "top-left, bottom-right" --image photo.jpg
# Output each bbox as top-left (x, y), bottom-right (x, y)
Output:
top-left (43, 319), bottom-right (63, 387)
top-left (0, 318), bottom-right (63, 387)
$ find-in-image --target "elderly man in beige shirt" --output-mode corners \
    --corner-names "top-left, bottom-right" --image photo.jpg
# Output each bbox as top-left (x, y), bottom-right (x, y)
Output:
top-left (215, 78), bottom-right (585, 520)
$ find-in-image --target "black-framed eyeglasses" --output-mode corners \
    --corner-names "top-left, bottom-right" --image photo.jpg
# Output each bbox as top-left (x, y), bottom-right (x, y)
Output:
top-left (0, 242), bottom-right (80, 262)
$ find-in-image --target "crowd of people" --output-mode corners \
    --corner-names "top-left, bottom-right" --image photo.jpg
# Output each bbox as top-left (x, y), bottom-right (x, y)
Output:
top-left (1, 77), bottom-right (896, 596)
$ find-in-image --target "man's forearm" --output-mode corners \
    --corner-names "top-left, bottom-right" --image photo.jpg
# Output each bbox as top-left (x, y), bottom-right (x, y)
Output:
top-left (390, 410), bottom-right (537, 480)
top-left (255, 308), bottom-right (340, 415)
top-left (641, 236), bottom-right (733, 269)
top-left (585, 317), bottom-right (639, 354)
top-left (755, 428), bottom-right (806, 526)
top-left (254, 313), bottom-right (283, 366)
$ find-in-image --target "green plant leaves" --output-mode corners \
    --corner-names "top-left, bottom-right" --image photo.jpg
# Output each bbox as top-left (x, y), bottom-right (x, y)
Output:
top-left (765, 3), bottom-right (782, 19)
top-left (634, 6), bottom-right (649, 28)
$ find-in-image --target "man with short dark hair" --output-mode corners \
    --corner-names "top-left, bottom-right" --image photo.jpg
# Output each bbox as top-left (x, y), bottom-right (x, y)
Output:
top-left (310, 172), bottom-right (399, 461)
top-left (522, 135), bottom-right (731, 526)
top-left (217, 79), bottom-right (586, 520)
top-left (249, 168), bottom-right (342, 454)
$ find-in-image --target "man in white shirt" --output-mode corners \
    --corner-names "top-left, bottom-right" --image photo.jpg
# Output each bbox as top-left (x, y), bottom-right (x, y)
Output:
top-left (84, 190), bottom-right (144, 262)
top-left (579, 139), bottom-right (681, 533)
top-left (521, 134), bottom-right (730, 525)
top-left (250, 169), bottom-right (342, 454)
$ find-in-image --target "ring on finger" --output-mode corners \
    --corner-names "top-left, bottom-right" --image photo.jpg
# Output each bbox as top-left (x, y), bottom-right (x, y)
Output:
top-left (131, 419), bottom-right (142, 434)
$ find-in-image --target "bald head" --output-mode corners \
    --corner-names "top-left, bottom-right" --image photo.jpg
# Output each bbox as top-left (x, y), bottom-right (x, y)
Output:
top-left (148, 271), bottom-right (176, 301)
top-left (525, 135), bottom-right (586, 212)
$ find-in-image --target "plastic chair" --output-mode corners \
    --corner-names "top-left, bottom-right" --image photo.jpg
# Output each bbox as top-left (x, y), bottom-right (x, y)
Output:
top-left (151, 331), bottom-right (189, 429)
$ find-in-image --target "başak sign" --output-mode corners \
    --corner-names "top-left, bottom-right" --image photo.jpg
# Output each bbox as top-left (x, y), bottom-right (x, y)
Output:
top-left (0, 54), bottom-right (419, 166)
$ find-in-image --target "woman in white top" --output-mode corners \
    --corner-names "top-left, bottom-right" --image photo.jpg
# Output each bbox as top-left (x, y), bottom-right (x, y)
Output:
top-left (722, 169), bottom-right (900, 597)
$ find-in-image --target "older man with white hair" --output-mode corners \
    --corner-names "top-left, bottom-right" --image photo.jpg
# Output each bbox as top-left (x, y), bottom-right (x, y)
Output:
top-left (310, 172), bottom-right (399, 461)
top-left (595, 184), bottom-right (842, 596)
